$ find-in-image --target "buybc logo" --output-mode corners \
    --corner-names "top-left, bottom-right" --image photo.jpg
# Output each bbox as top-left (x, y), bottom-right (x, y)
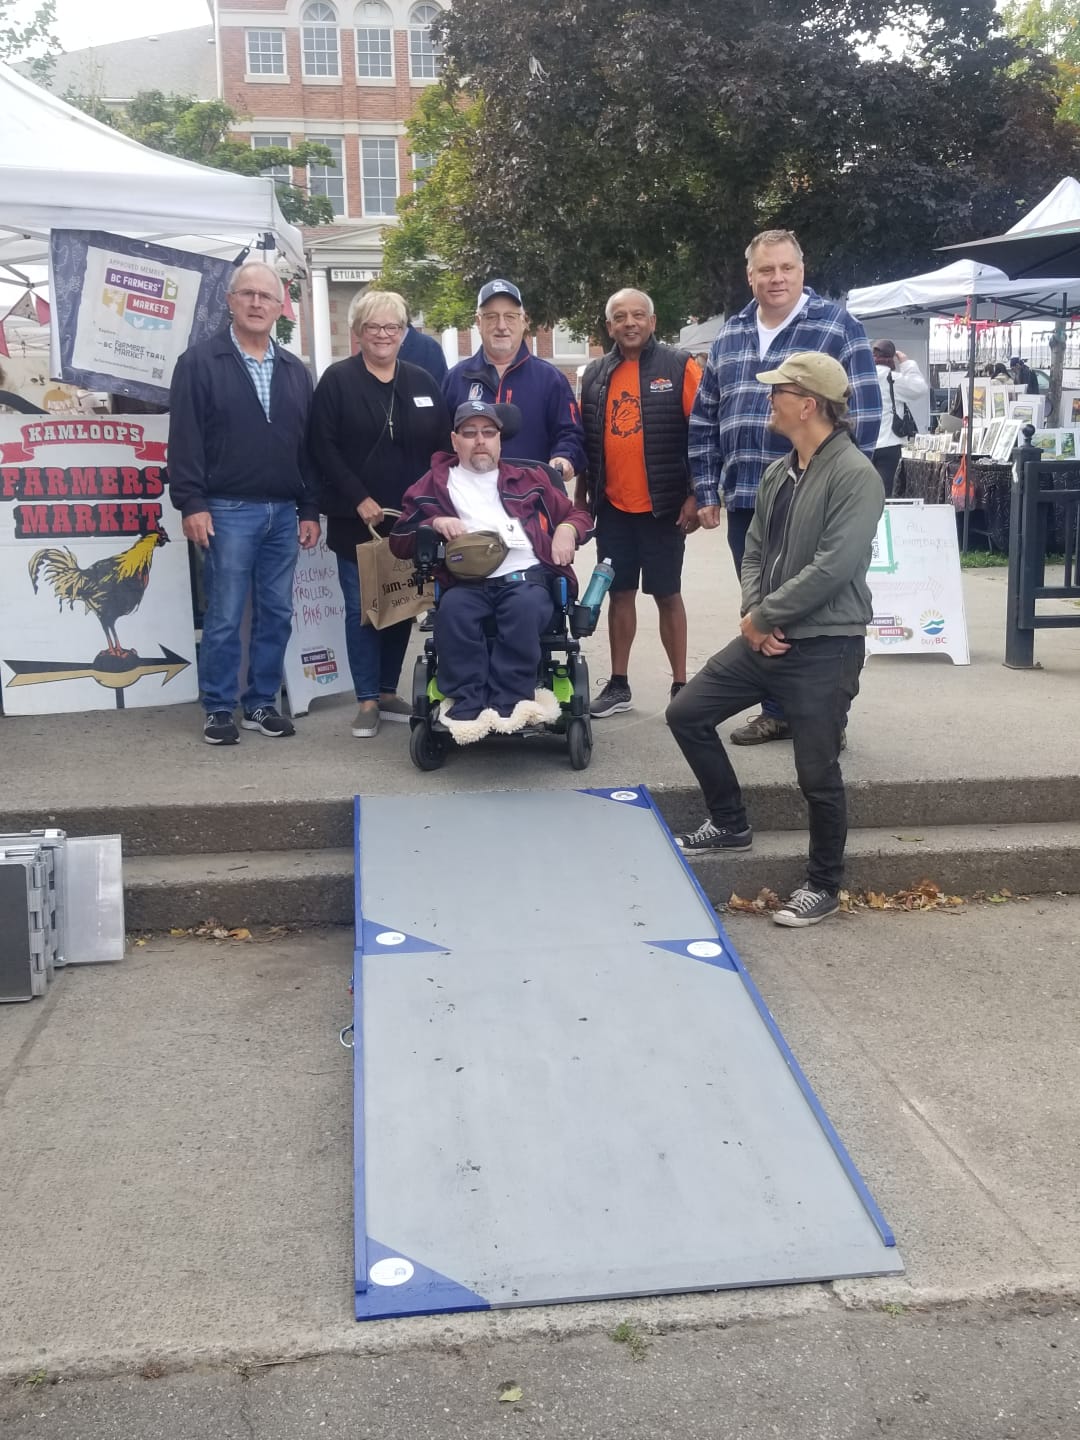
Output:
top-left (919, 610), bottom-right (946, 637)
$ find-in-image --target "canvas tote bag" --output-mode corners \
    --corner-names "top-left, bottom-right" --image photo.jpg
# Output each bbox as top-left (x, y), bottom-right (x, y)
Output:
top-left (355, 509), bottom-right (432, 629)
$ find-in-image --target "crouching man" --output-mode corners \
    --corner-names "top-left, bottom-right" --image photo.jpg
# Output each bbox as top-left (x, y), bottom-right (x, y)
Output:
top-left (666, 353), bottom-right (884, 928)
top-left (390, 401), bottom-right (592, 743)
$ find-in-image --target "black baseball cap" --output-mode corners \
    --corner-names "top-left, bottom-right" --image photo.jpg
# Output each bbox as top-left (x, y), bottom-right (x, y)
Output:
top-left (453, 400), bottom-right (504, 431)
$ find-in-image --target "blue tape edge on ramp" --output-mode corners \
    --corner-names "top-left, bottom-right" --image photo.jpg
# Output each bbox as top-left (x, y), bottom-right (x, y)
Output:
top-left (356, 1238), bottom-right (489, 1320)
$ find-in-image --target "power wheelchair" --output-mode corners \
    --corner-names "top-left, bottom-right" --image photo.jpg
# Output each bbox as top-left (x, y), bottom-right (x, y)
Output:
top-left (406, 520), bottom-right (598, 773)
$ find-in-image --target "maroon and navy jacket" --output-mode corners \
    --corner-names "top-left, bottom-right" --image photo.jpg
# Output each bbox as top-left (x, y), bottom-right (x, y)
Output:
top-left (389, 452), bottom-right (592, 597)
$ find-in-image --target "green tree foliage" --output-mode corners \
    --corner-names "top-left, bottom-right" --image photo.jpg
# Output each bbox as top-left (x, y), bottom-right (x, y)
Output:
top-left (385, 0), bottom-right (1080, 335)
top-left (0, 0), bottom-right (59, 81)
top-left (1004, 0), bottom-right (1080, 122)
top-left (68, 92), bottom-right (336, 228)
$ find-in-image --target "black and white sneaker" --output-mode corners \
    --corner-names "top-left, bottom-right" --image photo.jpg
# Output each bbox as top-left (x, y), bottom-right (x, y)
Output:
top-left (203, 711), bottom-right (239, 746)
top-left (241, 705), bottom-right (295, 738)
top-left (590, 678), bottom-right (633, 718)
top-left (674, 818), bottom-right (753, 853)
top-left (772, 886), bottom-right (840, 928)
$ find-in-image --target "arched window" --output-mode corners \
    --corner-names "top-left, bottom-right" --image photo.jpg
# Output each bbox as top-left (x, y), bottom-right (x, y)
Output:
top-left (354, 0), bottom-right (393, 79)
top-left (408, 2), bottom-right (442, 81)
top-left (302, 1), bottom-right (340, 78)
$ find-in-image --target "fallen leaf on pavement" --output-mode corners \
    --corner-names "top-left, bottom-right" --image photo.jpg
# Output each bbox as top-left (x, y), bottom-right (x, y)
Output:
top-left (497, 1384), bottom-right (523, 1403)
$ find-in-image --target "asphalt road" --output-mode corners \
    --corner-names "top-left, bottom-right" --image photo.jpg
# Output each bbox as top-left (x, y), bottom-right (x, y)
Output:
top-left (1, 1300), bottom-right (1077, 1440)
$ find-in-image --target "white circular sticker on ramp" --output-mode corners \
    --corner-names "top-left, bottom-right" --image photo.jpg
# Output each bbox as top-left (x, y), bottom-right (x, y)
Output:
top-left (374, 931), bottom-right (406, 946)
top-left (609, 790), bottom-right (639, 802)
top-left (686, 941), bottom-right (724, 959)
top-left (370, 1257), bottom-right (415, 1286)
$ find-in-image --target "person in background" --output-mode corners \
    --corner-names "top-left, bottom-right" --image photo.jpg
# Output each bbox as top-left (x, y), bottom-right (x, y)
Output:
top-left (399, 313), bottom-right (448, 384)
top-left (168, 261), bottom-right (320, 747)
top-left (308, 290), bottom-right (451, 740)
top-left (579, 287), bottom-right (700, 717)
top-left (988, 363), bottom-right (1011, 382)
top-left (870, 339), bottom-right (929, 496)
top-left (442, 279), bottom-right (586, 479)
top-left (688, 228), bottom-right (880, 746)
top-left (1010, 357), bottom-right (1040, 395)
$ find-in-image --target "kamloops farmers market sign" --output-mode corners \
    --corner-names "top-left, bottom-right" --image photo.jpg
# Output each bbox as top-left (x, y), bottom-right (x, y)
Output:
top-left (0, 416), bottom-right (197, 713)
top-left (0, 418), bottom-right (168, 538)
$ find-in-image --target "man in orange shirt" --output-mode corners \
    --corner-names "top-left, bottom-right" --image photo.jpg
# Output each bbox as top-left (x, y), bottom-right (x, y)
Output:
top-left (580, 288), bottom-right (701, 716)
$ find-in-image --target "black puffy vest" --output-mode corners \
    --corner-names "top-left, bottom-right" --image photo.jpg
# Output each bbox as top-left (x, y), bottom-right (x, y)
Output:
top-left (581, 336), bottom-right (692, 519)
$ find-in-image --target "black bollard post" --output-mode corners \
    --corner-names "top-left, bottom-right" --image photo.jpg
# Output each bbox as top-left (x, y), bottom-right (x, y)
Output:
top-left (1004, 424), bottom-right (1039, 668)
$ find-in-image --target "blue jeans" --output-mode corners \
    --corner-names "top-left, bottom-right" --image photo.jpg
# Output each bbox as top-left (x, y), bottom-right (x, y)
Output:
top-left (335, 553), bottom-right (413, 702)
top-left (199, 498), bottom-right (298, 714)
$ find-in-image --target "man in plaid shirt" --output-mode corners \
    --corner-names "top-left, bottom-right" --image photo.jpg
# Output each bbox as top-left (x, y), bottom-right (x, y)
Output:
top-left (688, 229), bottom-right (880, 744)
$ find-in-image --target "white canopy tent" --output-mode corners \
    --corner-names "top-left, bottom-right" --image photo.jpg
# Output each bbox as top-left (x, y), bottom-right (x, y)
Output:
top-left (0, 61), bottom-right (304, 285)
top-left (847, 177), bottom-right (1080, 320)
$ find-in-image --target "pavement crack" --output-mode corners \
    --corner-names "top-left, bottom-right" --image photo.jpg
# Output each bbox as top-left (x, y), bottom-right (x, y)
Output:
top-left (0, 979), bottom-right (66, 1110)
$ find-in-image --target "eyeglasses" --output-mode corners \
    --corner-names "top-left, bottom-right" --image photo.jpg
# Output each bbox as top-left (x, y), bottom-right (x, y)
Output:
top-left (362, 322), bottom-right (404, 336)
top-left (231, 288), bottom-right (282, 305)
top-left (477, 311), bottom-right (523, 325)
top-left (770, 386), bottom-right (808, 399)
top-left (457, 427), bottom-right (500, 440)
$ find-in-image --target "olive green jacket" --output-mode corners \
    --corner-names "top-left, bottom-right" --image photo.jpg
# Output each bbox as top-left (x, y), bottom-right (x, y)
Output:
top-left (740, 428), bottom-right (884, 638)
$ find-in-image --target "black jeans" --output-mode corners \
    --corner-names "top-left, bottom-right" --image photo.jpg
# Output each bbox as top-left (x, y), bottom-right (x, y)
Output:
top-left (666, 634), bottom-right (865, 893)
top-left (725, 505), bottom-right (783, 722)
top-left (871, 445), bottom-right (901, 498)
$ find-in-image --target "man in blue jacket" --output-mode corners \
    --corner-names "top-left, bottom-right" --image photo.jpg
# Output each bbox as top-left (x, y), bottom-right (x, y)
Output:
top-left (168, 261), bottom-right (321, 746)
top-left (443, 280), bottom-right (586, 479)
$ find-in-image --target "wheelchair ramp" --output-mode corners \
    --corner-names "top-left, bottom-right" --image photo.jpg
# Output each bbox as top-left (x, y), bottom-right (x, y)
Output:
top-left (352, 786), bottom-right (902, 1320)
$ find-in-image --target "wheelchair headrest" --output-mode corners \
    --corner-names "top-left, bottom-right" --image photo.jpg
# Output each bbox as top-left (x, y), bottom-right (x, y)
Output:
top-left (493, 402), bottom-right (522, 441)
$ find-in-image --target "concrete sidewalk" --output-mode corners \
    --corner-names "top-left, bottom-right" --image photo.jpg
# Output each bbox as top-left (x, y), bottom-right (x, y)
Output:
top-left (2, 534), bottom-right (1079, 813)
top-left (1, 898), bottom-right (1077, 1380)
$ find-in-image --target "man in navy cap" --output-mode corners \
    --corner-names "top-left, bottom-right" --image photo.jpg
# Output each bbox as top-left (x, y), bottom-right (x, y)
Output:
top-left (442, 279), bottom-right (586, 480)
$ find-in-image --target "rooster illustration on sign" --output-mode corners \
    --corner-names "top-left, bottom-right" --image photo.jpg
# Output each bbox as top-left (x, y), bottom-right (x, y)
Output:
top-left (29, 527), bottom-right (170, 663)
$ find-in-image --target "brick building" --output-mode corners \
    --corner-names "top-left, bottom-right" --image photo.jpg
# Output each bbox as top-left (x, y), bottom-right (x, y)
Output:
top-left (215, 0), bottom-right (598, 376)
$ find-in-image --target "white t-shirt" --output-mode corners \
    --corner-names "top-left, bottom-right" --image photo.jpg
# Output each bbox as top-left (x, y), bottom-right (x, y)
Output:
top-left (757, 291), bottom-right (810, 360)
top-left (447, 464), bottom-right (539, 577)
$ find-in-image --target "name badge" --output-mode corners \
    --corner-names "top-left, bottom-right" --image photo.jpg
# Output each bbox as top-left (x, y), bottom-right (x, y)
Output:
top-left (414, 395), bottom-right (434, 407)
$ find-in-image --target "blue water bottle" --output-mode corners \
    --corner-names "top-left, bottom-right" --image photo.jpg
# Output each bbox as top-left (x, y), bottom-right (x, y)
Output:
top-left (581, 557), bottom-right (615, 618)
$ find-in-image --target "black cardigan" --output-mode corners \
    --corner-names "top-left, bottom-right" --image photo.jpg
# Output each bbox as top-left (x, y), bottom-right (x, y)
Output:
top-left (308, 354), bottom-right (451, 554)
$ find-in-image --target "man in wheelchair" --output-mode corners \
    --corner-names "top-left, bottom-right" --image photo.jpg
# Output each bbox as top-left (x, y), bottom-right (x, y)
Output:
top-left (390, 400), bottom-right (592, 744)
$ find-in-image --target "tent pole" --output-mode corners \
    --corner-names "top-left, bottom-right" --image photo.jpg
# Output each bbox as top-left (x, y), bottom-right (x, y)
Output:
top-left (962, 295), bottom-right (977, 553)
top-left (1047, 293), bottom-right (1066, 427)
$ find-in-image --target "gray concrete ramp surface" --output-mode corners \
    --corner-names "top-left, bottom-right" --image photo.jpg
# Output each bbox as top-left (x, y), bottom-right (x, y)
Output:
top-left (352, 787), bottom-right (901, 1320)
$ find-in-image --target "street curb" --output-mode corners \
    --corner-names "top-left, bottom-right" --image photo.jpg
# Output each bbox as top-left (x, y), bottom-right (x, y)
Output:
top-left (1, 1273), bottom-right (1076, 1385)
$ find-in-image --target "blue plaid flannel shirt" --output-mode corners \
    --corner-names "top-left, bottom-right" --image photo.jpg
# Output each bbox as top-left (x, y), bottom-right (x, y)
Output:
top-left (688, 288), bottom-right (882, 510)
top-left (230, 326), bottom-right (275, 420)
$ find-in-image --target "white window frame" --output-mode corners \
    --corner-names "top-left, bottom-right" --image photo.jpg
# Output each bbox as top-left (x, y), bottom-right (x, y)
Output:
top-left (408, 2), bottom-right (442, 82)
top-left (410, 151), bottom-right (435, 189)
top-left (251, 134), bottom-right (292, 186)
top-left (361, 136), bottom-right (399, 217)
top-left (552, 324), bottom-right (589, 361)
top-left (307, 135), bottom-right (347, 217)
top-left (354, 0), bottom-right (393, 80)
top-left (245, 28), bottom-right (287, 78)
top-left (302, 1), bottom-right (341, 79)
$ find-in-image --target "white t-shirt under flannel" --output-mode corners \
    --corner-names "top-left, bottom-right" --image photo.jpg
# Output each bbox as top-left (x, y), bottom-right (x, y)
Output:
top-left (447, 464), bottom-right (539, 578)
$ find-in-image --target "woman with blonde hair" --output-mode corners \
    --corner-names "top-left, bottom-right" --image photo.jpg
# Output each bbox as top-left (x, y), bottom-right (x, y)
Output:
top-left (309, 290), bottom-right (451, 737)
